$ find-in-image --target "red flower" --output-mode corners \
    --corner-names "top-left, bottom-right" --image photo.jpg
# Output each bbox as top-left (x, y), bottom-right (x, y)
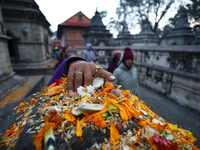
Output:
top-left (55, 79), bottom-right (62, 86)
top-left (152, 135), bottom-right (177, 150)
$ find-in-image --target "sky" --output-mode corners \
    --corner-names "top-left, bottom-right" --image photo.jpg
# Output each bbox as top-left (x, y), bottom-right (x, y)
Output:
top-left (34, 0), bottom-right (119, 36)
top-left (34, 0), bottom-right (190, 37)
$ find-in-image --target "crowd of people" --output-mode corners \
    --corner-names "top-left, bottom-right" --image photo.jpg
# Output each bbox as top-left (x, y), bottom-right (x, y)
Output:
top-left (50, 43), bottom-right (139, 96)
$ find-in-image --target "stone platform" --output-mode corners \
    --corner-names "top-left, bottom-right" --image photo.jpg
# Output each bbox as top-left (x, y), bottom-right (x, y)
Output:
top-left (0, 74), bottom-right (44, 109)
top-left (12, 58), bottom-right (58, 75)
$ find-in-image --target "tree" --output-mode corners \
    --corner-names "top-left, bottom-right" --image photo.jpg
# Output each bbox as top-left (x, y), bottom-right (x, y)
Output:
top-left (168, 0), bottom-right (200, 29)
top-left (160, 25), bottom-right (172, 39)
top-left (186, 0), bottom-right (200, 23)
top-left (100, 10), bottom-right (108, 20)
top-left (168, 5), bottom-right (187, 27)
top-left (109, 0), bottom-right (175, 34)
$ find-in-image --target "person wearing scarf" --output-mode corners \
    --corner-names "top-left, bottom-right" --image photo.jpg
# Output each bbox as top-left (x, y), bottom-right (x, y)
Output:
top-left (112, 47), bottom-right (139, 96)
top-left (108, 50), bottom-right (121, 73)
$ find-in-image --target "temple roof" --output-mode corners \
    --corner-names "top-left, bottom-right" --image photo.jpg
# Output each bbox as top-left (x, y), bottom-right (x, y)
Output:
top-left (83, 10), bottom-right (112, 35)
top-left (134, 23), bottom-right (158, 41)
top-left (172, 13), bottom-right (191, 30)
top-left (88, 10), bottom-right (104, 27)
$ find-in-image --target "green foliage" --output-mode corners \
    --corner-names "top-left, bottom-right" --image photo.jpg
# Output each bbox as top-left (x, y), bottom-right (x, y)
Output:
top-left (168, 0), bottom-right (200, 27)
top-left (168, 5), bottom-right (187, 26)
top-left (186, 0), bottom-right (200, 23)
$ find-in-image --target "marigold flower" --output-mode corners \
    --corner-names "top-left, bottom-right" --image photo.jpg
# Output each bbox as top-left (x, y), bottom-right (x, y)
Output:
top-left (76, 120), bottom-right (83, 137)
top-left (93, 115), bottom-right (106, 128)
top-left (110, 121), bottom-right (120, 142)
top-left (64, 110), bottom-right (76, 122)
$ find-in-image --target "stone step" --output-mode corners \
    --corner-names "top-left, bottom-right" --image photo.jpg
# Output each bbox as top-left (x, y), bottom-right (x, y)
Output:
top-left (12, 59), bottom-right (58, 75)
top-left (0, 75), bottom-right (44, 109)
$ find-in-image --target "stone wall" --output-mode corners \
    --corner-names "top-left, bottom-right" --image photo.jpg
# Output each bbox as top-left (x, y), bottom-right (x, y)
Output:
top-left (1, 0), bottom-right (52, 63)
top-left (75, 45), bottom-right (200, 112)
top-left (0, 35), bottom-right (12, 77)
top-left (5, 21), bottom-right (51, 62)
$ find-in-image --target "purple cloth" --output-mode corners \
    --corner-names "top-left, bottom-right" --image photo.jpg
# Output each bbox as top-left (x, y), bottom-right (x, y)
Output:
top-left (108, 58), bottom-right (119, 73)
top-left (48, 57), bottom-right (86, 86)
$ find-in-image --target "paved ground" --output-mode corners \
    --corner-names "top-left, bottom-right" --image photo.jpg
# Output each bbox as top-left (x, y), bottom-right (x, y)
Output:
top-left (139, 86), bottom-right (200, 147)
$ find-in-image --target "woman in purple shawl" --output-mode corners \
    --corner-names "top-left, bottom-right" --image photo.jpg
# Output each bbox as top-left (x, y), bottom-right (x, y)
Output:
top-left (48, 57), bottom-right (116, 92)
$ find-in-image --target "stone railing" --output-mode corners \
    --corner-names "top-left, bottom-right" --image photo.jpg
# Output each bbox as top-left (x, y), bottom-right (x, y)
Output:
top-left (75, 45), bottom-right (200, 112)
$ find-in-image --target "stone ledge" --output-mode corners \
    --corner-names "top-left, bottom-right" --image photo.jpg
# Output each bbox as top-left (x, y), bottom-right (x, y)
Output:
top-left (135, 61), bottom-right (200, 80)
top-left (0, 75), bottom-right (44, 109)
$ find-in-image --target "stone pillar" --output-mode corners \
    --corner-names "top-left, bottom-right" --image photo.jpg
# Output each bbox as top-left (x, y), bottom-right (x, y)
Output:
top-left (0, 4), bottom-right (12, 78)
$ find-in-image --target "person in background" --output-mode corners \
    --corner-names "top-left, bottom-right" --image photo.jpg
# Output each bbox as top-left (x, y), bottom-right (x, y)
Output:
top-left (60, 46), bottom-right (67, 63)
top-left (112, 47), bottom-right (139, 96)
top-left (82, 43), bottom-right (96, 62)
top-left (108, 50), bottom-right (121, 73)
top-left (54, 45), bottom-right (61, 62)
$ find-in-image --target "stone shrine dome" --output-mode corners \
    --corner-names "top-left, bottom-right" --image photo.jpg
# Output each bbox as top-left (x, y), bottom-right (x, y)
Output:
top-left (166, 13), bottom-right (194, 45)
top-left (83, 10), bottom-right (112, 46)
top-left (115, 21), bottom-right (134, 46)
top-left (132, 23), bottom-right (159, 46)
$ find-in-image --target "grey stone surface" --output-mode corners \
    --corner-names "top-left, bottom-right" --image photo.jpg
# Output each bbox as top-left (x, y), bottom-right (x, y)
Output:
top-left (0, 35), bottom-right (12, 77)
top-left (0, 74), bottom-right (25, 98)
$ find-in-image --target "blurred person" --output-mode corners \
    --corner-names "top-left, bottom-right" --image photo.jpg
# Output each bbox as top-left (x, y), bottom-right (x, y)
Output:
top-left (112, 47), bottom-right (139, 96)
top-left (108, 50), bottom-right (121, 73)
top-left (82, 43), bottom-right (96, 62)
top-left (60, 46), bottom-right (67, 63)
top-left (48, 56), bottom-right (116, 92)
top-left (54, 45), bottom-right (61, 62)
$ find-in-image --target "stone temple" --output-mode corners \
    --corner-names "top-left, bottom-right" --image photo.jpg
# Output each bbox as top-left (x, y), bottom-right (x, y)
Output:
top-left (115, 21), bottom-right (134, 46)
top-left (83, 10), bottom-right (112, 46)
top-left (166, 13), bottom-right (194, 45)
top-left (1, 0), bottom-right (52, 63)
top-left (132, 23), bottom-right (159, 46)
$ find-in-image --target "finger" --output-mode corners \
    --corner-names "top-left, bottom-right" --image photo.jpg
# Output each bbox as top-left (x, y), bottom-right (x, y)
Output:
top-left (74, 72), bottom-right (83, 92)
top-left (67, 66), bottom-right (75, 91)
top-left (96, 68), bottom-right (116, 82)
top-left (84, 65), bottom-right (93, 86)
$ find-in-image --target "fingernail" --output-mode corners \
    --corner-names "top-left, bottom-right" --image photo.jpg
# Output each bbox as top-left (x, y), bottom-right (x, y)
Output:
top-left (109, 75), bottom-right (115, 80)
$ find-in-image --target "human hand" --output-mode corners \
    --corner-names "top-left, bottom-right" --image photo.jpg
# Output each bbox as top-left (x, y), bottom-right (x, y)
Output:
top-left (67, 60), bottom-right (116, 92)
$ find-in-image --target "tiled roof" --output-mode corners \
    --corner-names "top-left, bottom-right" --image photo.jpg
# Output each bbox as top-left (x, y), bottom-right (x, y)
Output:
top-left (59, 11), bottom-right (90, 27)
top-left (59, 22), bottom-right (89, 27)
